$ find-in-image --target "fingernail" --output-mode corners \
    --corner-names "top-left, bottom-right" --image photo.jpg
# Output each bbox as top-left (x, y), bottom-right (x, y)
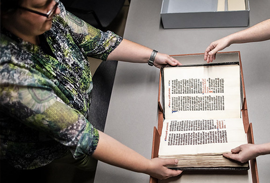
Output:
top-left (175, 159), bottom-right (178, 165)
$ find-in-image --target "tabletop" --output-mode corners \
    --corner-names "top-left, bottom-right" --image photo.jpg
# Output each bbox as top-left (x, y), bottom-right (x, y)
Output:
top-left (94, 0), bottom-right (270, 182)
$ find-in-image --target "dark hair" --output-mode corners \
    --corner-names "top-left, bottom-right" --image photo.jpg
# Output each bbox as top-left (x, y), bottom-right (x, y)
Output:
top-left (0, 0), bottom-right (23, 14)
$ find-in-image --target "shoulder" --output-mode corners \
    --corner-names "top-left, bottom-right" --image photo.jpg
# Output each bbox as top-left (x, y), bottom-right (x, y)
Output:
top-left (53, 2), bottom-right (100, 36)
top-left (54, 2), bottom-right (86, 29)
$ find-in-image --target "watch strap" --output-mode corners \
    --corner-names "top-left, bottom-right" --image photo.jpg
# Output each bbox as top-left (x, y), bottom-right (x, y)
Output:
top-left (148, 50), bottom-right (158, 66)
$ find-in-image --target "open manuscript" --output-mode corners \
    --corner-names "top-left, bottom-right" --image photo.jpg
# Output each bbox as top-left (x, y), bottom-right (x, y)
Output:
top-left (158, 63), bottom-right (249, 170)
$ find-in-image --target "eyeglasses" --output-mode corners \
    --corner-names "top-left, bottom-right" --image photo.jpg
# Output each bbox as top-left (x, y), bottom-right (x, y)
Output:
top-left (18, 2), bottom-right (59, 18)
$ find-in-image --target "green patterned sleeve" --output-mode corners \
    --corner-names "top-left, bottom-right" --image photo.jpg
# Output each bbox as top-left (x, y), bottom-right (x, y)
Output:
top-left (0, 64), bottom-right (99, 159)
top-left (58, 2), bottom-right (123, 61)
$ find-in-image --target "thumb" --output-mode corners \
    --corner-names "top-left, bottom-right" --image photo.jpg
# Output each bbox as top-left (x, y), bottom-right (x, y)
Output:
top-left (223, 152), bottom-right (240, 159)
top-left (163, 159), bottom-right (179, 166)
top-left (223, 153), bottom-right (243, 162)
top-left (223, 152), bottom-right (232, 158)
top-left (168, 57), bottom-right (181, 66)
top-left (209, 48), bottom-right (219, 56)
top-left (208, 42), bottom-right (225, 55)
top-left (163, 159), bottom-right (183, 177)
top-left (231, 146), bottom-right (241, 154)
top-left (209, 43), bottom-right (227, 56)
top-left (223, 152), bottom-right (235, 159)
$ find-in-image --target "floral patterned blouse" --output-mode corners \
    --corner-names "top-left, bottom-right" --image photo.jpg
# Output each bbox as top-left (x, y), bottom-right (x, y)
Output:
top-left (0, 2), bottom-right (122, 169)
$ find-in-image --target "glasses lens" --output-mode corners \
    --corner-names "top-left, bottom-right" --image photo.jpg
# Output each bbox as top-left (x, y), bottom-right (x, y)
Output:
top-left (48, 2), bottom-right (59, 18)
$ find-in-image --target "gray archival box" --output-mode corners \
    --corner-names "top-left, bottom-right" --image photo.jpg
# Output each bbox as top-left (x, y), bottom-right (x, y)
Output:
top-left (160, 0), bottom-right (250, 29)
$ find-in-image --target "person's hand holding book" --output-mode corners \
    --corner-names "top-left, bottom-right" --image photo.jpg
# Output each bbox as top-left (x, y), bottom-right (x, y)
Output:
top-left (153, 53), bottom-right (182, 68)
top-left (204, 36), bottom-right (232, 63)
top-left (223, 143), bottom-right (270, 163)
top-left (146, 158), bottom-right (182, 180)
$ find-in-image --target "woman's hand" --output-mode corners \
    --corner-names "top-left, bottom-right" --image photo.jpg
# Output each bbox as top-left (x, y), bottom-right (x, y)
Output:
top-left (223, 144), bottom-right (260, 163)
top-left (145, 158), bottom-right (182, 180)
top-left (107, 39), bottom-right (182, 68)
top-left (204, 36), bottom-right (231, 63)
top-left (154, 53), bottom-right (182, 69)
top-left (93, 131), bottom-right (182, 180)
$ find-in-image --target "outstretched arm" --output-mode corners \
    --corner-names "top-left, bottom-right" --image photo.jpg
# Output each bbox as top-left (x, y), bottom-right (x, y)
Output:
top-left (223, 143), bottom-right (270, 163)
top-left (107, 39), bottom-right (181, 68)
top-left (204, 19), bottom-right (270, 63)
top-left (92, 131), bottom-right (182, 180)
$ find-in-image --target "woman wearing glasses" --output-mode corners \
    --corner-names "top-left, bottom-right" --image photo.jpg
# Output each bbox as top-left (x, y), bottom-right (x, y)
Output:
top-left (0, 0), bottom-right (182, 180)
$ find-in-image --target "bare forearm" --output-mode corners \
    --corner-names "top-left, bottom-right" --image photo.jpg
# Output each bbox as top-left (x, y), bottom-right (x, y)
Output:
top-left (107, 39), bottom-right (153, 63)
top-left (257, 143), bottom-right (270, 156)
top-left (92, 131), bottom-right (150, 173)
top-left (227, 19), bottom-right (270, 44)
top-left (107, 39), bottom-right (181, 68)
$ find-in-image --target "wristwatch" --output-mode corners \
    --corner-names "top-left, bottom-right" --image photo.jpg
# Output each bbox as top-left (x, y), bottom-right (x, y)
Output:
top-left (148, 50), bottom-right (158, 66)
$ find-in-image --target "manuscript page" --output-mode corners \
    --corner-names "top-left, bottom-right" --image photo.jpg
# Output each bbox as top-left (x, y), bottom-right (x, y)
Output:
top-left (163, 65), bottom-right (241, 120)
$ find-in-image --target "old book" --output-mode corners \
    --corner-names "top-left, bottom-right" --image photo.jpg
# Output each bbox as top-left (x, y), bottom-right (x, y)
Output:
top-left (158, 61), bottom-right (249, 170)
